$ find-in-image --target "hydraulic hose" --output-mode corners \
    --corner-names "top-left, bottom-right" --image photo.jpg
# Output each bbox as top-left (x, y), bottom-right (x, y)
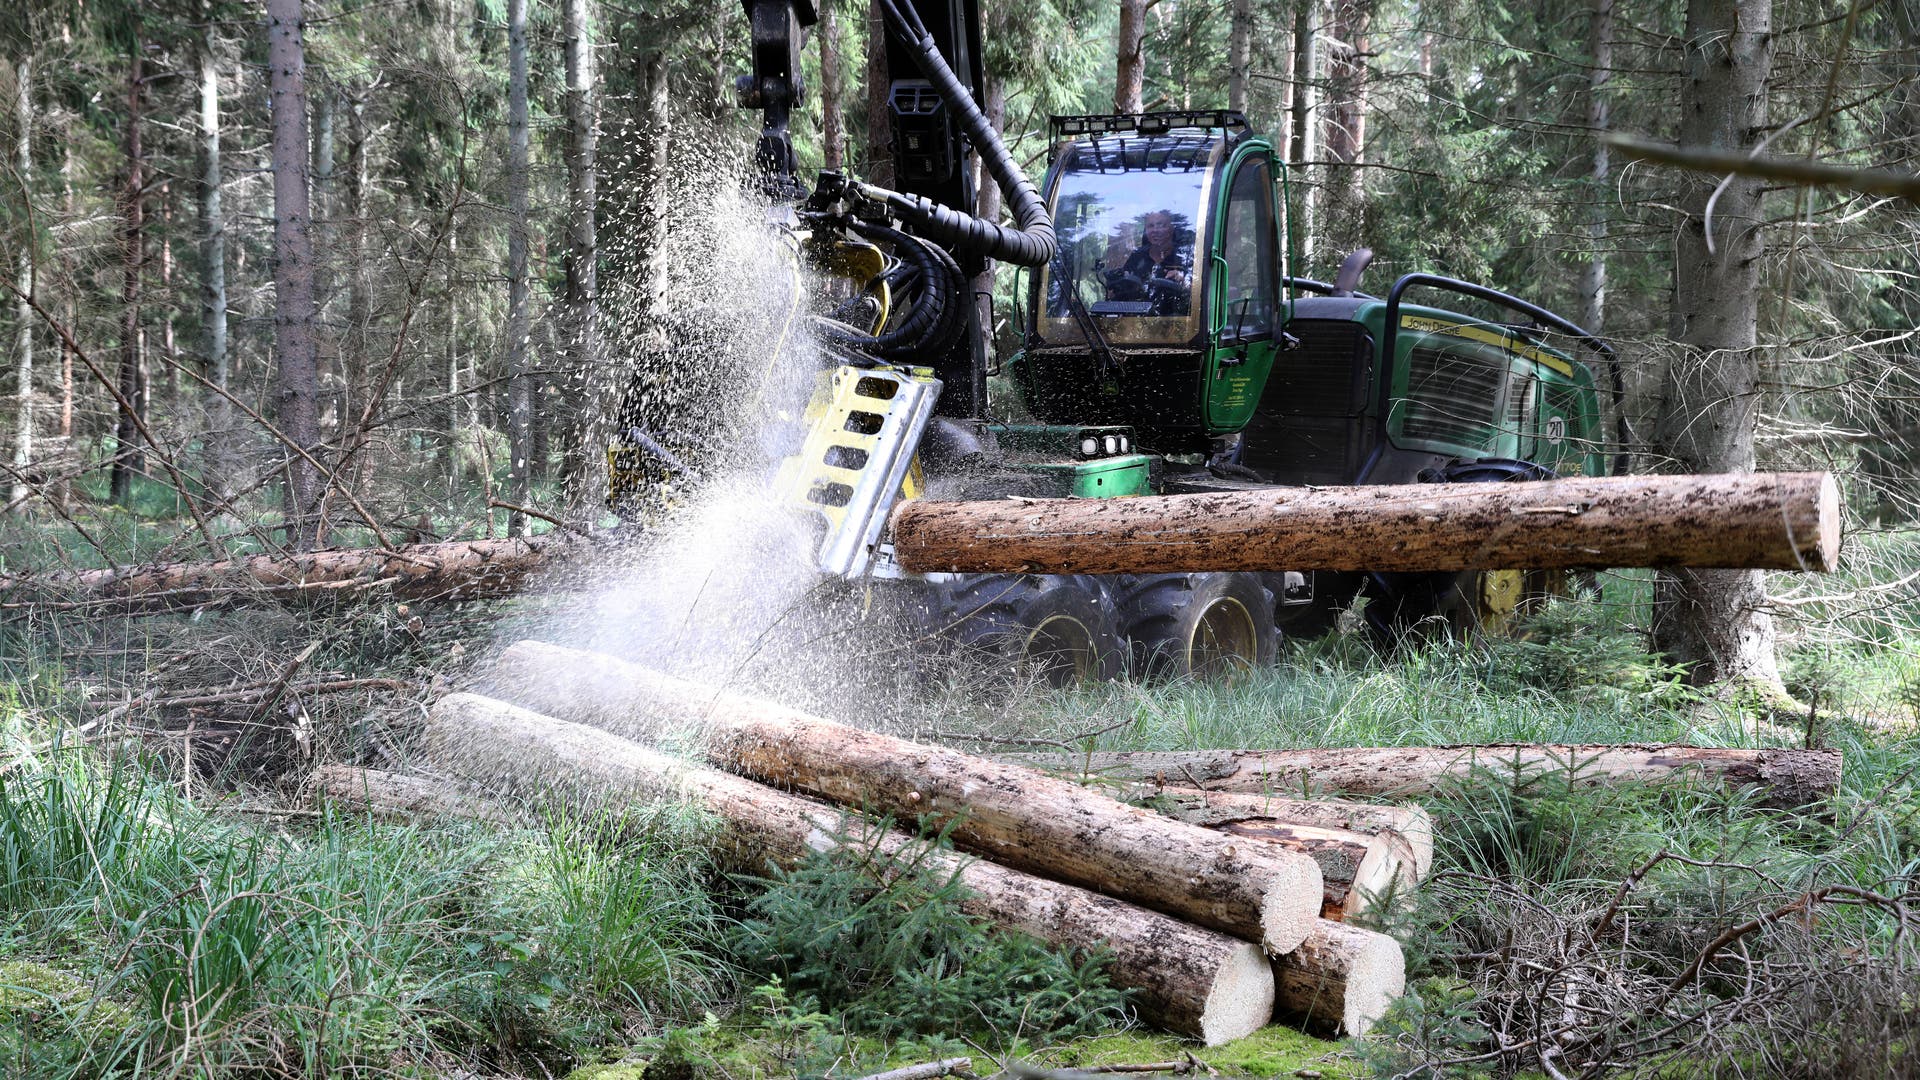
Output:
top-left (815, 220), bottom-right (957, 360)
top-left (873, 0), bottom-right (1055, 268)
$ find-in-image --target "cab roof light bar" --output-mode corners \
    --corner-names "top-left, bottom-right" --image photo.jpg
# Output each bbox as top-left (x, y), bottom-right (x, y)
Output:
top-left (1051, 110), bottom-right (1250, 138)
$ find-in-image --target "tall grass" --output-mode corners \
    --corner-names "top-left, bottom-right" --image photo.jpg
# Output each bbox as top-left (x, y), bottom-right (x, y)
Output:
top-left (0, 750), bottom-right (734, 1078)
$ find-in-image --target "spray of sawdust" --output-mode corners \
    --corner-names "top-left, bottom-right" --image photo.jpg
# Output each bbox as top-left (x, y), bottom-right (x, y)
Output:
top-left (515, 117), bottom-right (922, 727)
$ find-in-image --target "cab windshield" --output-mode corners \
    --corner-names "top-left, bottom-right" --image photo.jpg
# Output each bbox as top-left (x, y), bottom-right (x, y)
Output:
top-left (1037, 135), bottom-right (1218, 346)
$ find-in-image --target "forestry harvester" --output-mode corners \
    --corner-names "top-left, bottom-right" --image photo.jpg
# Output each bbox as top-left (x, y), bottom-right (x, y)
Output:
top-left (610, 0), bottom-right (1628, 682)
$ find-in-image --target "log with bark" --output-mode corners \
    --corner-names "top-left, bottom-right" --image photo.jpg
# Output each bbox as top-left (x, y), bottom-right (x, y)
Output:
top-left (1012, 744), bottom-right (1841, 810)
top-left (1211, 819), bottom-right (1414, 921)
top-left (423, 692), bottom-right (1278, 1045)
top-left (0, 534), bottom-right (583, 612)
top-left (1274, 919), bottom-right (1404, 1038)
top-left (486, 640), bottom-right (1325, 954)
top-left (1133, 787), bottom-right (1434, 878)
top-left (888, 471), bottom-right (1840, 575)
top-left (310, 764), bottom-right (521, 824)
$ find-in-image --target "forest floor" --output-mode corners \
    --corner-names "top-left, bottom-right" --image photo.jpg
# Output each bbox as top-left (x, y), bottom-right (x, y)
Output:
top-left (1, 495), bottom-right (1918, 1078)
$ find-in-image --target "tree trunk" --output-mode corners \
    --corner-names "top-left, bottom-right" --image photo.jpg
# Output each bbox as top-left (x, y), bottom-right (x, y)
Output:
top-left (1651, 0), bottom-right (1777, 688)
top-left (267, 0), bottom-right (324, 549)
top-left (863, 0), bottom-right (893, 188)
top-left (199, 30), bottom-right (233, 504)
top-left (559, 0), bottom-right (598, 491)
top-left (1319, 0), bottom-right (1371, 261)
top-left (505, 0), bottom-right (533, 536)
top-left (889, 472), bottom-right (1841, 575)
top-left (10, 56), bottom-right (30, 511)
top-left (110, 42), bottom-right (145, 507)
top-left (1288, 2), bottom-right (1316, 262)
top-left (1227, 0), bottom-right (1252, 113)
top-left (819, 0), bottom-right (845, 171)
top-left (1115, 0), bottom-right (1147, 113)
top-left (423, 692), bottom-right (1280, 1045)
top-left (1, 533), bottom-right (584, 612)
top-left (1581, 0), bottom-right (1611, 335)
top-left (1138, 787), bottom-right (1434, 878)
top-left (343, 86), bottom-right (370, 442)
top-left (635, 50), bottom-right (671, 317)
top-left (1274, 920), bottom-right (1403, 1037)
top-left (311, 83), bottom-right (337, 422)
top-left (487, 641), bottom-right (1325, 955)
top-left (1012, 744), bottom-right (1841, 810)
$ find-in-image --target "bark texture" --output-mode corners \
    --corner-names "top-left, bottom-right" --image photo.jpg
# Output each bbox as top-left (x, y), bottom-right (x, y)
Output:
top-left (559, 0), bottom-right (599, 487)
top-left (1, 534), bottom-right (583, 612)
top-left (423, 693), bottom-right (1278, 1044)
top-left (1013, 745), bottom-right (1841, 810)
top-left (1581, 0), bottom-right (1612, 334)
top-left (1134, 787), bottom-right (1434, 877)
top-left (1213, 819), bottom-right (1413, 920)
top-left (1651, 0), bottom-right (1779, 687)
top-left (488, 641), bottom-right (1325, 954)
top-left (1115, 0), bottom-right (1147, 113)
top-left (1274, 920), bottom-right (1404, 1037)
top-left (890, 472), bottom-right (1840, 575)
top-left (267, 0), bottom-right (324, 548)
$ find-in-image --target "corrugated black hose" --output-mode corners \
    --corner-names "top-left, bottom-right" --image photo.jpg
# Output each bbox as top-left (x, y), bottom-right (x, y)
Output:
top-left (872, 0), bottom-right (1055, 268)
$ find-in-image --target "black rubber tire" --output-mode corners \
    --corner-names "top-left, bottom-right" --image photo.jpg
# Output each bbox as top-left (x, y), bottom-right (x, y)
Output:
top-left (940, 574), bottom-right (1130, 686)
top-left (1118, 573), bottom-right (1278, 678)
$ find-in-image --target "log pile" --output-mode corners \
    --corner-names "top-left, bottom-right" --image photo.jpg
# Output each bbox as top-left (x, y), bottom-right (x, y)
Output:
top-left (337, 639), bottom-right (1842, 1046)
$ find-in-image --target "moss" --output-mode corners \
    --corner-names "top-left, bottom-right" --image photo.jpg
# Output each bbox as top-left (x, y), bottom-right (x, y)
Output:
top-left (1040, 1025), bottom-right (1354, 1078)
top-left (563, 1065), bottom-right (650, 1080)
top-left (0, 960), bottom-right (135, 1041)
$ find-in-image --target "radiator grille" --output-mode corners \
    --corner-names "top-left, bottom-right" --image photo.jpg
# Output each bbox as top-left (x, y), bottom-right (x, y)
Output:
top-left (1398, 345), bottom-right (1504, 447)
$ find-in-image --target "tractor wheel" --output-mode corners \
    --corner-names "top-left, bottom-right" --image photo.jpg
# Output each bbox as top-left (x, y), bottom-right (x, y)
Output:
top-left (940, 574), bottom-right (1130, 686)
top-left (1119, 573), bottom-right (1278, 678)
top-left (1358, 460), bottom-right (1573, 649)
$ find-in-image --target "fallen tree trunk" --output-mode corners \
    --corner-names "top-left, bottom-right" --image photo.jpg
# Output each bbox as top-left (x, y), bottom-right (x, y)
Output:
top-left (1013, 745), bottom-right (1841, 810)
top-left (487, 640), bottom-right (1325, 954)
top-left (1274, 920), bottom-right (1405, 1038)
top-left (1212, 820), bottom-right (1413, 921)
top-left (423, 692), bottom-right (1278, 1045)
top-left (889, 471), bottom-right (1840, 575)
top-left (0, 534), bottom-right (582, 612)
top-left (1128, 787), bottom-right (1434, 878)
top-left (309, 765), bottom-right (521, 824)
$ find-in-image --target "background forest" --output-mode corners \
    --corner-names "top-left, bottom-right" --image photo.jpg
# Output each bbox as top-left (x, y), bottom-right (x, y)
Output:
top-left (2, 0), bottom-right (1920, 1078)
top-left (0, 0), bottom-right (1915, 569)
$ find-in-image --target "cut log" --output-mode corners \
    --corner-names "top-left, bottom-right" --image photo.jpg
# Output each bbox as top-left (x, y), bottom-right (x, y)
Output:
top-left (309, 765), bottom-right (520, 824)
top-left (487, 640), bottom-right (1325, 954)
top-left (1130, 787), bottom-right (1435, 878)
top-left (1212, 820), bottom-right (1413, 921)
top-left (1273, 920), bottom-right (1405, 1038)
top-left (889, 471), bottom-right (1840, 575)
top-left (1013, 745), bottom-right (1841, 810)
top-left (0, 534), bottom-right (583, 613)
top-left (423, 692), bottom-right (1277, 1045)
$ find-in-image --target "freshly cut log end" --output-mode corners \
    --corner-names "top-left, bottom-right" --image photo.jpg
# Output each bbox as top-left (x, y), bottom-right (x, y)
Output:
top-left (1273, 921), bottom-right (1405, 1038)
top-left (1256, 856), bottom-right (1325, 954)
top-left (1197, 942), bottom-right (1278, 1046)
top-left (1812, 472), bottom-right (1841, 573)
